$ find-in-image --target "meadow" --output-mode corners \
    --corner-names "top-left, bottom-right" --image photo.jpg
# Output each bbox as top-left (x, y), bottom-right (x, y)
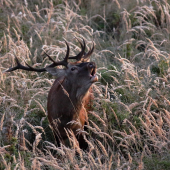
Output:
top-left (1, 0), bottom-right (170, 169)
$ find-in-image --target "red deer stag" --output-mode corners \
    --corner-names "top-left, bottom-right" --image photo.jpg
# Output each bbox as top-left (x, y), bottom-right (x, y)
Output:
top-left (6, 39), bottom-right (98, 150)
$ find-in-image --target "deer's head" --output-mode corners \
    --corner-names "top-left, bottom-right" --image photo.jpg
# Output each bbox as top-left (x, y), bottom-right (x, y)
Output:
top-left (6, 39), bottom-right (98, 99)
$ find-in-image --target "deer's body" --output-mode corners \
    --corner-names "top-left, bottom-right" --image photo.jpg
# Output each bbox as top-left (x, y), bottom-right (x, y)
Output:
top-left (6, 39), bottom-right (98, 150)
top-left (47, 77), bottom-right (91, 132)
top-left (47, 77), bottom-right (93, 149)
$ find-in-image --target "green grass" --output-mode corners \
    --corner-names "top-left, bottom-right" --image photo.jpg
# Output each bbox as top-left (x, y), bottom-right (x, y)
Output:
top-left (144, 154), bottom-right (170, 170)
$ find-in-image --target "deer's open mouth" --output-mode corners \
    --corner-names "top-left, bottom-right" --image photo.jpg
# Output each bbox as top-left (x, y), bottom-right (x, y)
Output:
top-left (90, 68), bottom-right (98, 83)
top-left (90, 68), bottom-right (95, 77)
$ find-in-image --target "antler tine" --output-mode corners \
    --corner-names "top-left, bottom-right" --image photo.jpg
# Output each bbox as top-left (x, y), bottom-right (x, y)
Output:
top-left (5, 40), bottom-right (70, 73)
top-left (25, 40), bottom-right (70, 69)
top-left (44, 40), bottom-right (70, 68)
top-left (5, 56), bottom-right (20, 72)
top-left (69, 38), bottom-right (86, 61)
top-left (43, 51), bottom-right (56, 63)
top-left (5, 55), bottom-right (46, 72)
top-left (82, 42), bottom-right (94, 61)
top-left (40, 40), bottom-right (70, 69)
top-left (62, 40), bottom-right (70, 65)
top-left (24, 62), bottom-right (47, 72)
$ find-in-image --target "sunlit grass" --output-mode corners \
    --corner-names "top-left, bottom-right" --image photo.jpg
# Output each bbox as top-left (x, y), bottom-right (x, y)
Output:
top-left (1, 0), bottom-right (170, 169)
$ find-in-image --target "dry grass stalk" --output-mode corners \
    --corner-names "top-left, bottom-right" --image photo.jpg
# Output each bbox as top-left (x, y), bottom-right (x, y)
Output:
top-left (0, 113), bottom-right (5, 131)
top-left (96, 139), bottom-right (108, 157)
top-left (110, 107), bottom-right (120, 127)
top-left (34, 99), bottom-right (46, 115)
top-left (90, 120), bottom-right (101, 132)
top-left (36, 157), bottom-right (64, 170)
top-left (0, 154), bottom-right (8, 169)
top-left (1, 0), bottom-right (170, 169)
top-left (31, 158), bottom-right (41, 170)
top-left (44, 141), bottom-right (65, 155)
top-left (89, 111), bottom-right (106, 127)
top-left (19, 131), bottom-right (27, 151)
top-left (84, 135), bottom-right (94, 152)
top-left (33, 133), bottom-right (42, 153)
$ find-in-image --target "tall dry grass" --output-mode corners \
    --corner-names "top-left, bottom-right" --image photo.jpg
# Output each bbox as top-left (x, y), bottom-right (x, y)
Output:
top-left (1, 0), bottom-right (170, 169)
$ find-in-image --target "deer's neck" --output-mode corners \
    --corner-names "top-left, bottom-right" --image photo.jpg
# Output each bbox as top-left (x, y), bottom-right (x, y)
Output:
top-left (62, 79), bottom-right (84, 108)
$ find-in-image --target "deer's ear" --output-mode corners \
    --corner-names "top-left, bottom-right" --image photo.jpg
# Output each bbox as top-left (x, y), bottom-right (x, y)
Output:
top-left (46, 67), bottom-right (65, 77)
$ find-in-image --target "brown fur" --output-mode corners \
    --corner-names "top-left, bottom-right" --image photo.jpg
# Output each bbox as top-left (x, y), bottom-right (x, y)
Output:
top-left (47, 62), bottom-right (97, 150)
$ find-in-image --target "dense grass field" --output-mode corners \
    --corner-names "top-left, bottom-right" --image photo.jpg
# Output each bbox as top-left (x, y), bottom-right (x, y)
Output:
top-left (1, 0), bottom-right (170, 169)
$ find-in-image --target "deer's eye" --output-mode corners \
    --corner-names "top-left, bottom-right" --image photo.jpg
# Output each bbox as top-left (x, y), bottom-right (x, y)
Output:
top-left (71, 67), bottom-right (76, 71)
